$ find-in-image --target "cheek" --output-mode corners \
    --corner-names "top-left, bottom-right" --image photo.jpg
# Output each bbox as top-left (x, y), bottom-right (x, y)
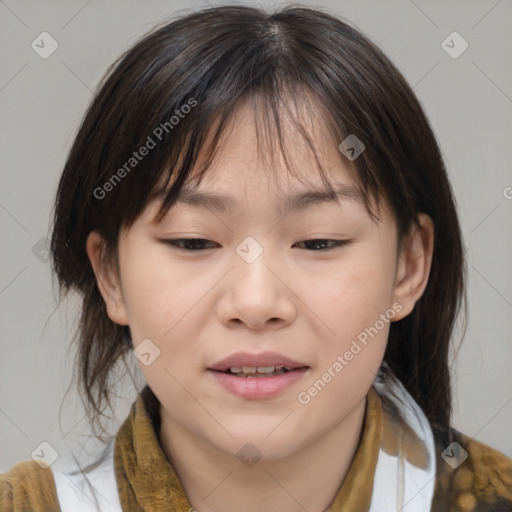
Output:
top-left (117, 242), bottom-right (186, 340)
top-left (318, 252), bottom-right (394, 321)
top-left (118, 243), bottom-right (213, 378)
top-left (309, 243), bottom-right (395, 369)
top-left (312, 280), bottom-right (390, 399)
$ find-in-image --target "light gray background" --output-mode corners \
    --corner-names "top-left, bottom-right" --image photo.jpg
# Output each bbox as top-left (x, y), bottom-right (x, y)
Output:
top-left (1, 0), bottom-right (511, 471)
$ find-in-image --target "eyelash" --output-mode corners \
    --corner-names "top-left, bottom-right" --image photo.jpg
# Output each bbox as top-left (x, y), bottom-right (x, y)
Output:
top-left (163, 238), bottom-right (351, 252)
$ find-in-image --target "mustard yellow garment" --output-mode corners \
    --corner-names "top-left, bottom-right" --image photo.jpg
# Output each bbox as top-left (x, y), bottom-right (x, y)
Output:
top-left (2, 384), bottom-right (512, 511)
top-left (114, 386), bottom-right (382, 511)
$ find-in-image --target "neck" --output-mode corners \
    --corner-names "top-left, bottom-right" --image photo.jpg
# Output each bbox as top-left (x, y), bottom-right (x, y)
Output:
top-left (159, 397), bottom-right (367, 512)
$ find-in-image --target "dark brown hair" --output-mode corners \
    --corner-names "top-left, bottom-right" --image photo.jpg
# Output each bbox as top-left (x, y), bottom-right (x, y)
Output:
top-left (50, 3), bottom-right (467, 438)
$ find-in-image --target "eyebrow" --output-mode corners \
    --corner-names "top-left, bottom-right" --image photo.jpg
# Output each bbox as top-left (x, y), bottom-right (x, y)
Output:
top-left (153, 183), bottom-right (363, 216)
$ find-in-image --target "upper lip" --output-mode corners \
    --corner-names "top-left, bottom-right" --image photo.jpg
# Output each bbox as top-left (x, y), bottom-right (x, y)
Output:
top-left (208, 351), bottom-right (308, 372)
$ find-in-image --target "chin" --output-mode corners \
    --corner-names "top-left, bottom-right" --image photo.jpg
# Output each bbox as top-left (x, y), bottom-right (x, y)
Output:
top-left (216, 431), bottom-right (305, 462)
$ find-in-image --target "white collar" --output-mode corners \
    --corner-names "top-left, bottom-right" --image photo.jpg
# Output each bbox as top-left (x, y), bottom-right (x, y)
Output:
top-left (52, 440), bottom-right (121, 512)
top-left (52, 369), bottom-right (436, 512)
top-left (370, 369), bottom-right (436, 511)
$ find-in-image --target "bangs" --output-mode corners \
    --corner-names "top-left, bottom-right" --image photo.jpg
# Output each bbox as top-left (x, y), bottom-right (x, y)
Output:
top-left (144, 83), bottom-right (383, 227)
top-left (75, 5), bottom-right (399, 245)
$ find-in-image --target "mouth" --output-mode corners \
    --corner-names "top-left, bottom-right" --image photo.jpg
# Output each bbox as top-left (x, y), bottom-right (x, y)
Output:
top-left (207, 351), bottom-right (310, 399)
top-left (211, 365), bottom-right (308, 378)
top-left (208, 351), bottom-right (308, 374)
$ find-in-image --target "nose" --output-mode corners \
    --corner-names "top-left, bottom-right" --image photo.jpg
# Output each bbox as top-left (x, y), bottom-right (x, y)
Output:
top-left (217, 246), bottom-right (296, 330)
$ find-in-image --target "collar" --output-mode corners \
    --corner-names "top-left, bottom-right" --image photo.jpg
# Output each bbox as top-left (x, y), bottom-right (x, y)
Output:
top-left (113, 385), bottom-right (383, 511)
top-left (113, 372), bottom-right (435, 511)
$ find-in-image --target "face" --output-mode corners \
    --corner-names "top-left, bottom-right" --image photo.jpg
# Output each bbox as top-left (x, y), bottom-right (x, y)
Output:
top-left (87, 100), bottom-right (433, 462)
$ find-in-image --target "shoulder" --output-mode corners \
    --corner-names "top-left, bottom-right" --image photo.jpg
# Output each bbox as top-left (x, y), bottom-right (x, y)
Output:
top-left (0, 460), bottom-right (61, 511)
top-left (431, 424), bottom-right (512, 511)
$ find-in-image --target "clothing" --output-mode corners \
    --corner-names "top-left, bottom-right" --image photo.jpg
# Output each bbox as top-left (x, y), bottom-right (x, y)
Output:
top-left (2, 374), bottom-right (512, 511)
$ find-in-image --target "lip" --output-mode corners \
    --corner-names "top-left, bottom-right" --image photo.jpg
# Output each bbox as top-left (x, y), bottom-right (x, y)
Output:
top-left (207, 367), bottom-right (310, 399)
top-left (208, 351), bottom-right (308, 372)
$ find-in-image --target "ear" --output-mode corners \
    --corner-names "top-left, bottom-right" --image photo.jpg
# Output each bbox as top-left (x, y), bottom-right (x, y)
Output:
top-left (85, 230), bottom-right (129, 326)
top-left (392, 213), bottom-right (434, 321)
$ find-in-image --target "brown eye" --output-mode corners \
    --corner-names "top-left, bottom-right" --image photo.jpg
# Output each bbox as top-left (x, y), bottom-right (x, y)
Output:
top-left (164, 238), bottom-right (217, 251)
top-left (293, 239), bottom-right (351, 251)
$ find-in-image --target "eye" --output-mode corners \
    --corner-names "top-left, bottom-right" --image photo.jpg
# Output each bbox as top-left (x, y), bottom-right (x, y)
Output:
top-left (293, 239), bottom-right (351, 251)
top-left (163, 238), bottom-right (350, 252)
top-left (163, 238), bottom-right (217, 251)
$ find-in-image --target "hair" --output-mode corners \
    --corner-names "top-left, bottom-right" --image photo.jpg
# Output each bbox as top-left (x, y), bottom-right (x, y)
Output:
top-left (50, 3), bottom-right (467, 438)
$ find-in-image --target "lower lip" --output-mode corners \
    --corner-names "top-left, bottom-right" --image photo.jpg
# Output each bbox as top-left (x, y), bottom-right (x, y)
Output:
top-left (207, 368), bottom-right (309, 399)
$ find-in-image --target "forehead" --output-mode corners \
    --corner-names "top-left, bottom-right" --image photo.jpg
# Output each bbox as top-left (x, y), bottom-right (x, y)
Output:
top-left (150, 180), bottom-right (364, 218)
top-left (145, 92), bottom-right (378, 223)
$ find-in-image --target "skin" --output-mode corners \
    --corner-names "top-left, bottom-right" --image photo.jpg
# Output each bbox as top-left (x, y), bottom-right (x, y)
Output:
top-left (86, 99), bottom-right (434, 512)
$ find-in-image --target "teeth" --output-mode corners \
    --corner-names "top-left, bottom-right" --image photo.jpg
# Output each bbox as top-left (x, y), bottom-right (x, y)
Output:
top-left (229, 366), bottom-right (286, 373)
top-left (255, 366), bottom-right (276, 374)
top-left (228, 366), bottom-right (294, 377)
